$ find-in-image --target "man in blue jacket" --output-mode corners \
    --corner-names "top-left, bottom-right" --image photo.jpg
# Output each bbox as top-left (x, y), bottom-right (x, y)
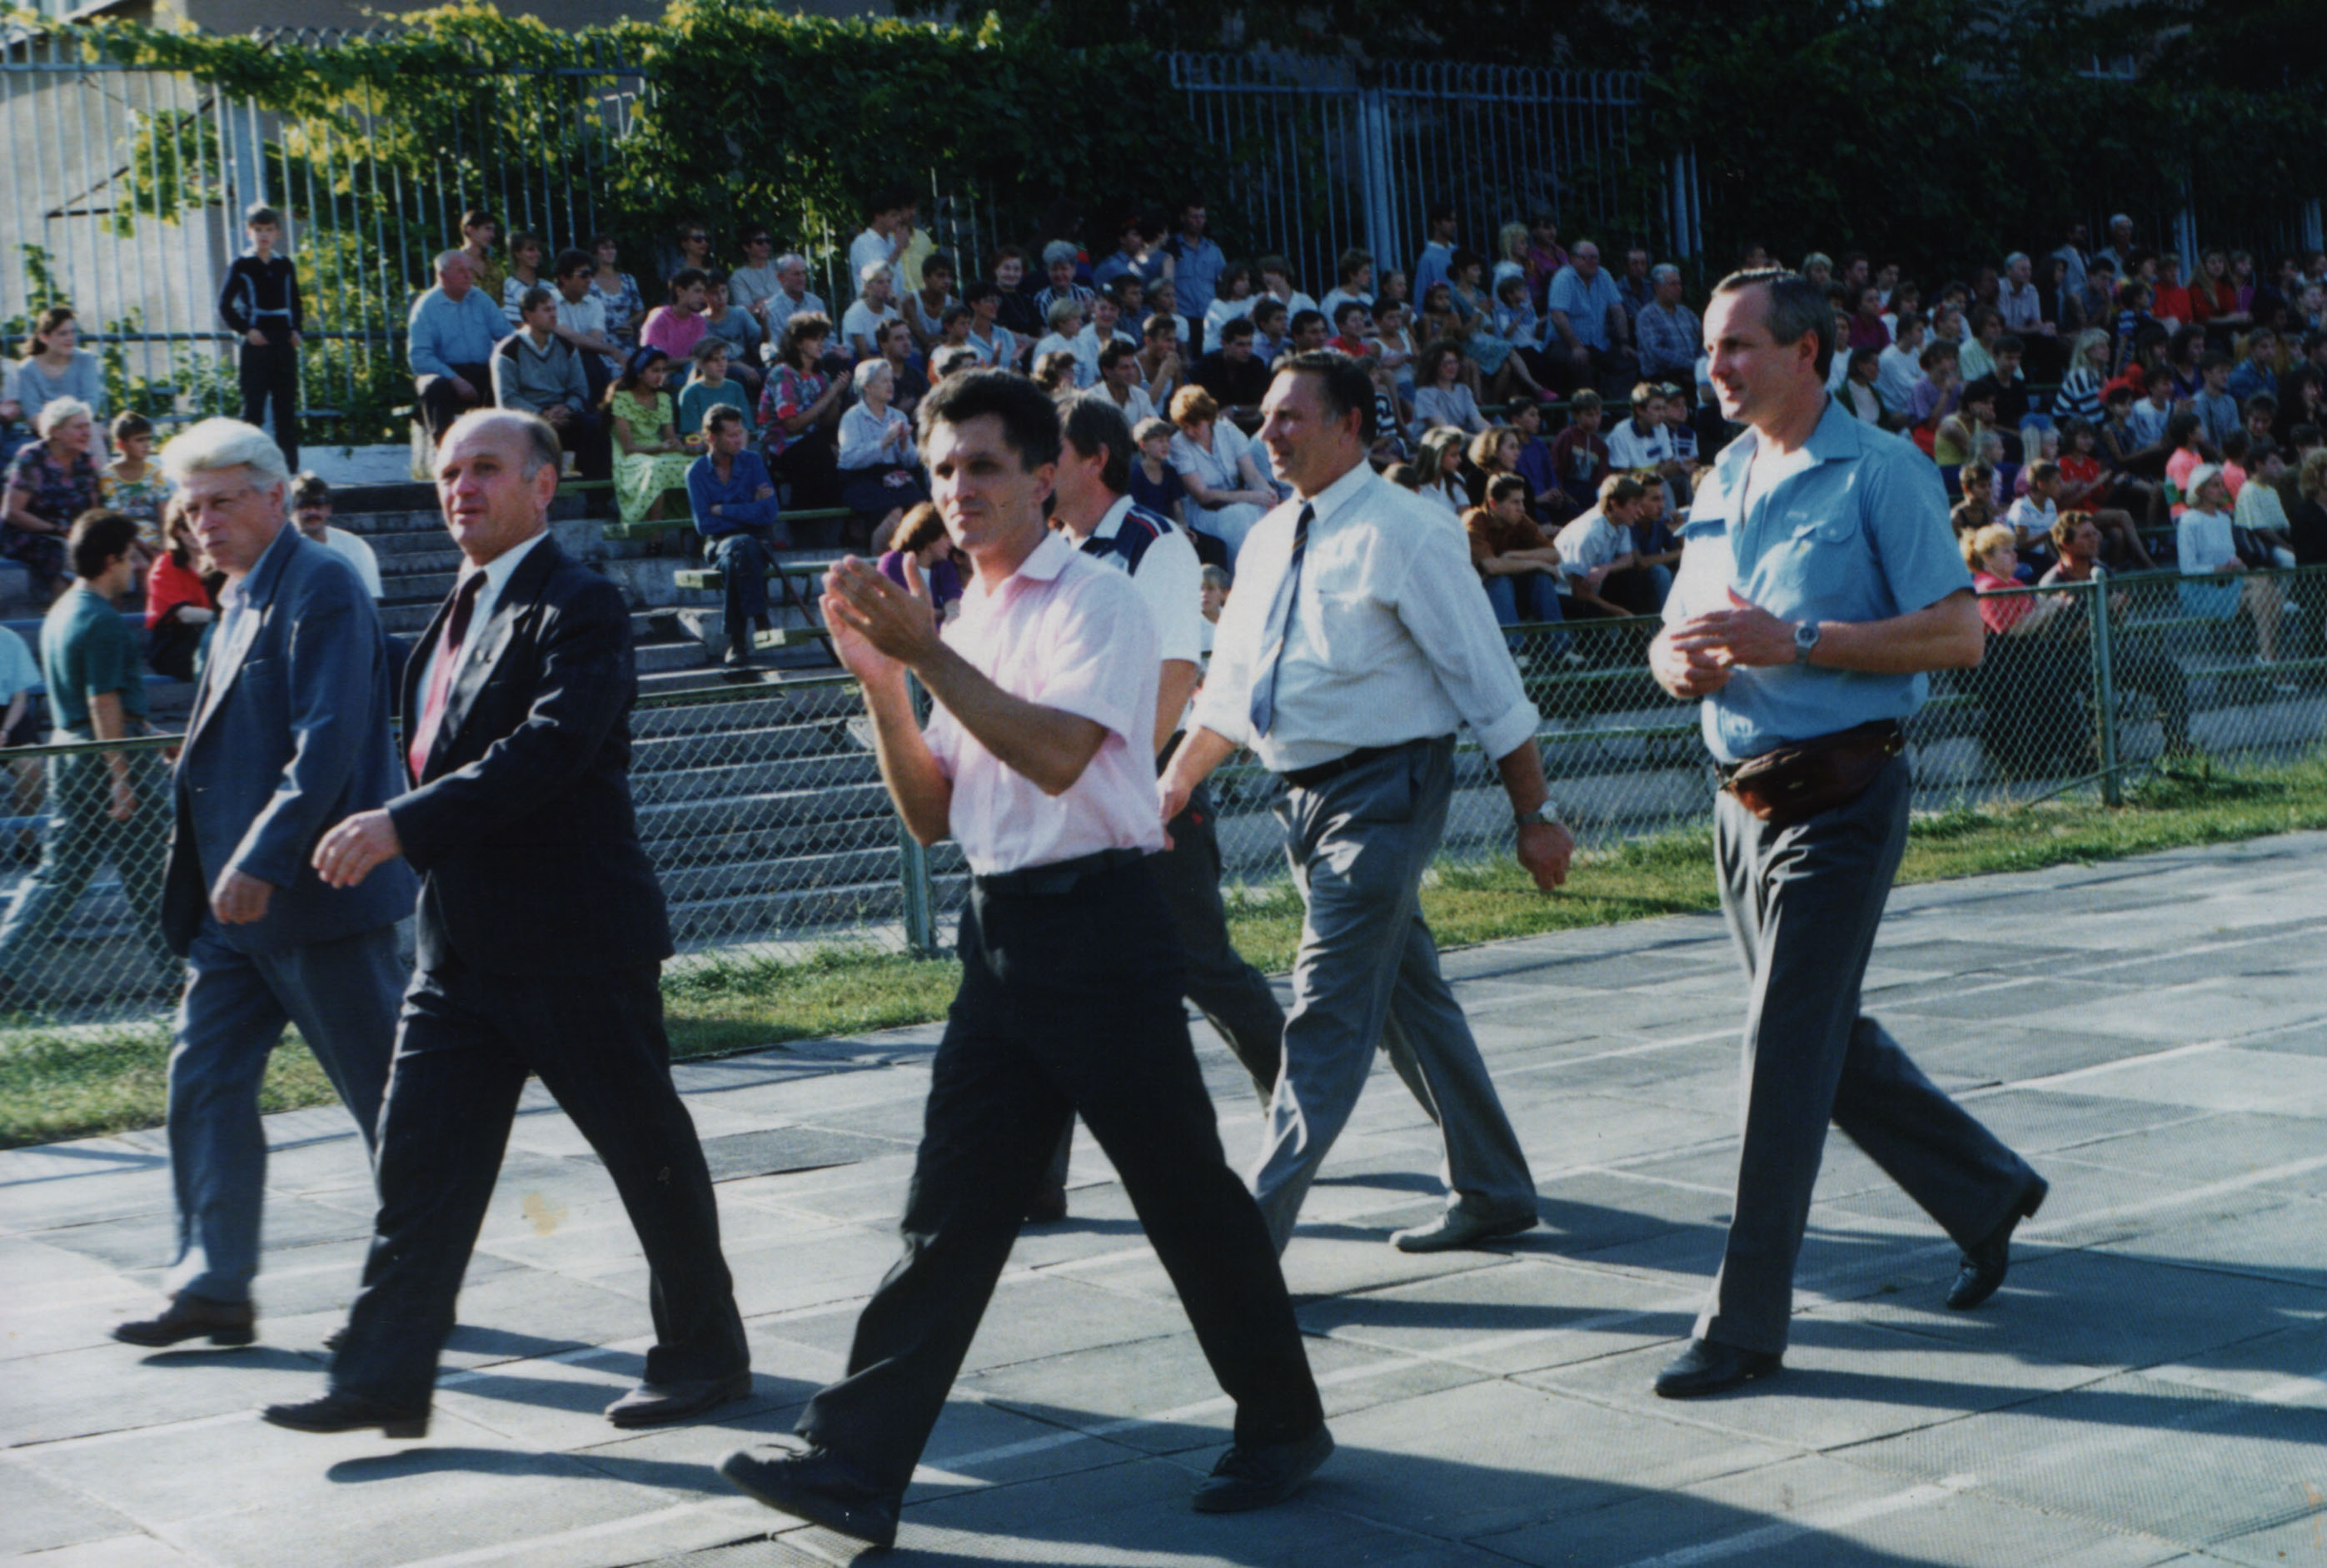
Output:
top-left (686, 406), bottom-right (785, 670)
top-left (112, 419), bottom-right (415, 1349)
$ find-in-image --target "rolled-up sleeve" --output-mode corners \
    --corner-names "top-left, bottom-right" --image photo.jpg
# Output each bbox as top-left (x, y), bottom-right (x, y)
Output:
top-left (1390, 520), bottom-right (1541, 759)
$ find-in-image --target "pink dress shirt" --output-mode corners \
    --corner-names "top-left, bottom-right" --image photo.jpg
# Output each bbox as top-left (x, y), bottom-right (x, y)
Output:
top-left (924, 530), bottom-right (1165, 875)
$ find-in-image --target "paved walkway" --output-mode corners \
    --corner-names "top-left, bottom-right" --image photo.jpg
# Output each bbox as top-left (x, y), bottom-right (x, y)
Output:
top-left (5, 834), bottom-right (2325, 1568)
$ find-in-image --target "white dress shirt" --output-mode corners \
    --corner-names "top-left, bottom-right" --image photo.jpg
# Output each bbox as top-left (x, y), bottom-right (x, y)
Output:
top-left (1084, 381), bottom-right (1157, 427)
top-left (419, 530), bottom-right (550, 707)
top-left (1191, 460), bottom-right (1540, 772)
top-left (924, 530), bottom-right (1166, 874)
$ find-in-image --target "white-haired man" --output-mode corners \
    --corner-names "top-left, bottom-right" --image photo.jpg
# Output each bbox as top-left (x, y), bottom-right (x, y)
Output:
top-left (112, 418), bottom-right (415, 1349)
top-left (408, 250), bottom-right (511, 444)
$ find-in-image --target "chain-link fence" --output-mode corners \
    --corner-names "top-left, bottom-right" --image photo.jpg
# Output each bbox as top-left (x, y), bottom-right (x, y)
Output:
top-left (1, 565), bottom-right (2323, 1032)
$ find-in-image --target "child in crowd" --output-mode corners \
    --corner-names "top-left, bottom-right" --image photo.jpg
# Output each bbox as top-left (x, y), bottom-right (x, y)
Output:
top-left (217, 203), bottom-right (304, 468)
top-left (1548, 389), bottom-right (1611, 513)
top-left (678, 339), bottom-right (750, 437)
top-left (99, 412), bottom-right (170, 563)
top-left (700, 273), bottom-right (765, 398)
top-left (1129, 416), bottom-right (1191, 530)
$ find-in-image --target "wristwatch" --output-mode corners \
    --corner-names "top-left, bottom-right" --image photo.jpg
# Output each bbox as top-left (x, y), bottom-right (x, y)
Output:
top-left (1519, 799), bottom-right (1565, 830)
top-left (1792, 620), bottom-right (1822, 667)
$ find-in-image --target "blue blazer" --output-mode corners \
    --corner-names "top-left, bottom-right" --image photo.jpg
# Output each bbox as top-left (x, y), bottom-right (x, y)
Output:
top-left (162, 523), bottom-right (417, 956)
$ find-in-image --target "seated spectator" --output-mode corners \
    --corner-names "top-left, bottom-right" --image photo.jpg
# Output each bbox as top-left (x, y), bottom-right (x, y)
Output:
top-left (1465, 472), bottom-right (1568, 635)
top-left (500, 230), bottom-right (548, 323)
top-left (902, 251), bottom-right (960, 352)
top-left (551, 247), bottom-right (625, 406)
top-left (2151, 253), bottom-right (2197, 330)
top-left (675, 337), bottom-right (750, 437)
top-left (98, 412), bottom-right (170, 561)
top-left (986, 245), bottom-right (1044, 340)
top-left (1910, 340), bottom-right (1962, 432)
top-left (1201, 261), bottom-right (1257, 352)
top-left (1188, 316), bottom-right (1270, 426)
top-left (1372, 299), bottom-right (1421, 400)
top-left (1448, 253), bottom-right (1545, 401)
top-left (640, 267), bottom-right (711, 362)
top-left (2235, 441), bottom-right (2298, 568)
top-left (1838, 347), bottom-right (1886, 424)
top-left (1935, 385), bottom-right (1997, 470)
top-left (2177, 464), bottom-right (2286, 667)
top-left (1846, 285), bottom-right (1891, 354)
top-left (1077, 294), bottom-right (1139, 362)
top-left (408, 250), bottom-right (511, 444)
top-left (726, 226), bottom-right (783, 326)
top-left (1383, 461), bottom-right (1423, 492)
top-left (1413, 341), bottom-right (1487, 435)
top-left (1128, 416), bottom-right (1191, 534)
top-left (6, 307), bottom-right (107, 443)
top-left (1319, 248), bottom-right (1376, 330)
top-left (492, 286), bottom-right (606, 479)
top-left (874, 320), bottom-right (929, 418)
top-left (686, 406), bottom-right (785, 670)
top-left (878, 502), bottom-right (966, 624)
top-left (605, 347), bottom-right (695, 525)
top-left (1034, 350), bottom-right (1082, 406)
top-left (757, 250), bottom-right (828, 347)
top-left (841, 263), bottom-right (903, 361)
top-left (959, 280), bottom-right (1022, 370)
top-left (1549, 389), bottom-right (1612, 512)
top-left (2162, 411), bottom-right (2213, 514)
top-left (1627, 479), bottom-right (1682, 608)
top-left (1092, 216), bottom-right (1156, 292)
top-left (1169, 385), bottom-right (1274, 559)
top-left (759, 312), bottom-right (846, 513)
top-left (1874, 314), bottom-right (1927, 422)
top-left (1134, 311), bottom-right (1186, 406)
top-left (1415, 426), bottom-right (1470, 516)
top-left (2290, 446), bottom-right (2327, 565)
top-left (1248, 298), bottom-right (1291, 363)
top-left (699, 272), bottom-right (765, 397)
top-left (1607, 383), bottom-right (1686, 487)
top-left (2039, 510), bottom-right (2190, 752)
top-left (1032, 297), bottom-right (1091, 389)
top-left (1964, 520), bottom-right (2086, 777)
top-left (1544, 241), bottom-right (1634, 392)
top-left (457, 208), bottom-right (502, 304)
top-left (1552, 473), bottom-right (1654, 616)
top-left (285, 472), bottom-right (382, 600)
top-left (586, 235), bottom-right (647, 350)
top-left (1957, 307), bottom-right (2006, 384)
top-left (2056, 327), bottom-right (2114, 426)
top-left (1462, 425), bottom-right (1519, 508)
top-left (1255, 253), bottom-right (1317, 321)
top-left (2, 396), bottom-right (101, 600)
top-left (1507, 398), bottom-right (1568, 523)
top-left (2001, 460), bottom-right (2064, 570)
top-left (835, 357), bottom-right (928, 548)
top-left (2228, 329), bottom-right (2281, 404)
top-left (1089, 340), bottom-right (1158, 426)
top-left (1413, 204), bottom-right (1458, 298)
top-left (1523, 215), bottom-right (1569, 307)
top-left (144, 498), bottom-right (218, 682)
top-left (1328, 299), bottom-right (1375, 357)
top-left (847, 190), bottom-right (908, 285)
top-left (1634, 264), bottom-right (1699, 386)
top-left (1031, 240), bottom-right (1096, 324)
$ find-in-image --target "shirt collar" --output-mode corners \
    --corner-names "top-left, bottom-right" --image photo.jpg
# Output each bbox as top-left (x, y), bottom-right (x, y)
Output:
top-left (1713, 396), bottom-right (1864, 485)
top-left (459, 528), bottom-right (551, 600)
top-left (1302, 455), bottom-right (1376, 526)
top-left (1089, 493), bottom-right (1136, 542)
top-left (1012, 527), bottom-right (1076, 584)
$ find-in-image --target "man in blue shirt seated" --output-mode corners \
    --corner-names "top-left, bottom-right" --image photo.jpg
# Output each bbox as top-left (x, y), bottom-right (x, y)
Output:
top-left (408, 250), bottom-right (511, 445)
top-left (687, 406), bottom-right (785, 670)
top-left (1544, 241), bottom-right (1638, 397)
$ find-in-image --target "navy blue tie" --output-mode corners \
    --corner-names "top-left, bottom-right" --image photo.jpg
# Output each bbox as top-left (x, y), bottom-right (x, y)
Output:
top-left (1247, 502), bottom-right (1315, 738)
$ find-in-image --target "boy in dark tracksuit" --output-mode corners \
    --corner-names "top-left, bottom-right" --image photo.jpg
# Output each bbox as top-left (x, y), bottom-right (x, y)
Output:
top-left (217, 204), bottom-right (303, 466)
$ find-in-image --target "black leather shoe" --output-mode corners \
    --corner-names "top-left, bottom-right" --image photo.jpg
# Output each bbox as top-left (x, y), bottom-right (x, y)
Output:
top-left (1190, 1424), bottom-right (1334, 1513)
top-left (113, 1294), bottom-right (256, 1348)
top-left (717, 1444), bottom-right (900, 1548)
top-left (1024, 1182), bottom-right (1069, 1225)
top-left (262, 1391), bottom-right (429, 1439)
top-left (1388, 1207), bottom-right (1537, 1253)
top-left (1946, 1174), bottom-right (2049, 1311)
top-left (605, 1370), bottom-right (753, 1427)
top-left (1653, 1339), bottom-right (1783, 1399)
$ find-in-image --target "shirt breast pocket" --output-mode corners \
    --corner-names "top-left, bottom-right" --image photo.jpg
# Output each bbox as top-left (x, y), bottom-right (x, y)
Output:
top-left (1308, 589), bottom-right (1380, 674)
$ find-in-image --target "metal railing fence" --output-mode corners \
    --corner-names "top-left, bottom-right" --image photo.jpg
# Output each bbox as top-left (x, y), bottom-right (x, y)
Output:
top-left (1, 565), bottom-right (2322, 1035)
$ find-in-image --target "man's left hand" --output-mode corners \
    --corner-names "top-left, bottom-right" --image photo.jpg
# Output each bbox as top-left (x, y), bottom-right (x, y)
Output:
top-left (210, 869), bottom-right (276, 925)
top-left (312, 809), bottom-right (403, 889)
top-left (1517, 820), bottom-right (1576, 890)
top-left (1667, 585), bottom-right (1800, 670)
top-left (825, 556), bottom-right (944, 663)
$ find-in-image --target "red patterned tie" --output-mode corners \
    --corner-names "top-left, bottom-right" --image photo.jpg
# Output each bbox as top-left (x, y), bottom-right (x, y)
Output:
top-left (407, 573), bottom-right (484, 781)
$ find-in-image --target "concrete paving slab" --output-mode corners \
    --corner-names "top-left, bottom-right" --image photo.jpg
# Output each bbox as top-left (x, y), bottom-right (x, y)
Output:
top-left (4, 832), bottom-right (2323, 1568)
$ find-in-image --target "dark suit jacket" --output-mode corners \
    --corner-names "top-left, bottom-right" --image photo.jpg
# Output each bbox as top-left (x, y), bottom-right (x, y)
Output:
top-left (388, 533), bottom-right (671, 978)
top-left (163, 523), bottom-right (416, 956)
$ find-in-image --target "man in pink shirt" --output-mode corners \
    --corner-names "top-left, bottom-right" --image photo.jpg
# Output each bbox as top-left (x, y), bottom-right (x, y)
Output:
top-left (716, 371), bottom-right (1329, 1548)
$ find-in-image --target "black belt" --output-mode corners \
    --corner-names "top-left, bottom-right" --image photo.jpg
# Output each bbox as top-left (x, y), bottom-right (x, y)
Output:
top-left (974, 847), bottom-right (1144, 898)
top-left (1279, 737), bottom-right (1434, 792)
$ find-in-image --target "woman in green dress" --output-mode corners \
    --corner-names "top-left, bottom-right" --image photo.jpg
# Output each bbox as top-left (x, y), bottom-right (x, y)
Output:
top-left (605, 347), bottom-right (696, 524)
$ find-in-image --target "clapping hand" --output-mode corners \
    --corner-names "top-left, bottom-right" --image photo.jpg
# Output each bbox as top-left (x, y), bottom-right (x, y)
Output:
top-left (822, 555), bottom-right (940, 684)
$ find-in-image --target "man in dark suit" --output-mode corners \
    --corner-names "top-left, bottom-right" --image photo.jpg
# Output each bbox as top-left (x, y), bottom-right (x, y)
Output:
top-left (262, 409), bottom-right (749, 1439)
top-left (112, 419), bottom-right (413, 1351)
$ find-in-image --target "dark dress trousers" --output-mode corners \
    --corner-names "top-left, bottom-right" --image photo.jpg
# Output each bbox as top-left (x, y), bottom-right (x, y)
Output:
top-left (328, 534), bottom-right (747, 1412)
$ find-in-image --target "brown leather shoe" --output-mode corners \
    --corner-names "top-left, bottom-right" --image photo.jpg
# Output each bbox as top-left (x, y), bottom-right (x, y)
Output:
top-left (113, 1294), bottom-right (256, 1348)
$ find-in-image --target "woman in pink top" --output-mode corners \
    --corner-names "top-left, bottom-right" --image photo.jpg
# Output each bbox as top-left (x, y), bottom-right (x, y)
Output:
top-left (640, 268), bottom-right (710, 361)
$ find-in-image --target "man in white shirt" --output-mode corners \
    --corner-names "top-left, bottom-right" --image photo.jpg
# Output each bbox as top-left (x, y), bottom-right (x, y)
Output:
top-left (1084, 341), bottom-right (1157, 426)
top-left (1554, 475), bottom-right (1652, 618)
top-left (288, 475), bottom-right (382, 600)
top-left (759, 253), bottom-right (829, 356)
top-left (845, 191), bottom-right (907, 290)
top-left (1160, 351), bottom-right (1574, 1257)
top-left (550, 249), bottom-right (625, 394)
top-left (718, 371), bottom-right (1330, 1546)
top-left (1030, 399), bottom-right (1289, 1220)
top-left (1875, 313), bottom-right (1929, 421)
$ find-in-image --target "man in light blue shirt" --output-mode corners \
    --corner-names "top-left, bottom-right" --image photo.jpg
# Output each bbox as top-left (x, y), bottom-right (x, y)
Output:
top-left (408, 250), bottom-right (511, 443)
top-left (1160, 203), bottom-right (1225, 317)
top-left (1544, 241), bottom-right (1636, 393)
top-left (1644, 270), bottom-right (2045, 1401)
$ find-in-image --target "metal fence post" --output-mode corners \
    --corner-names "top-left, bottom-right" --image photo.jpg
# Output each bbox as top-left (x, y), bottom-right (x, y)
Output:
top-left (899, 674), bottom-right (937, 954)
top-left (2090, 576), bottom-right (2121, 806)
top-left (1355, 83), bottom-right (1401, 284)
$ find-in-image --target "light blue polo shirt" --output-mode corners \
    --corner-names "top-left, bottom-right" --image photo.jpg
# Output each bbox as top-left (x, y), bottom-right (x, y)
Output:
top-left (1664, 398), bottom-right (1971, 763)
